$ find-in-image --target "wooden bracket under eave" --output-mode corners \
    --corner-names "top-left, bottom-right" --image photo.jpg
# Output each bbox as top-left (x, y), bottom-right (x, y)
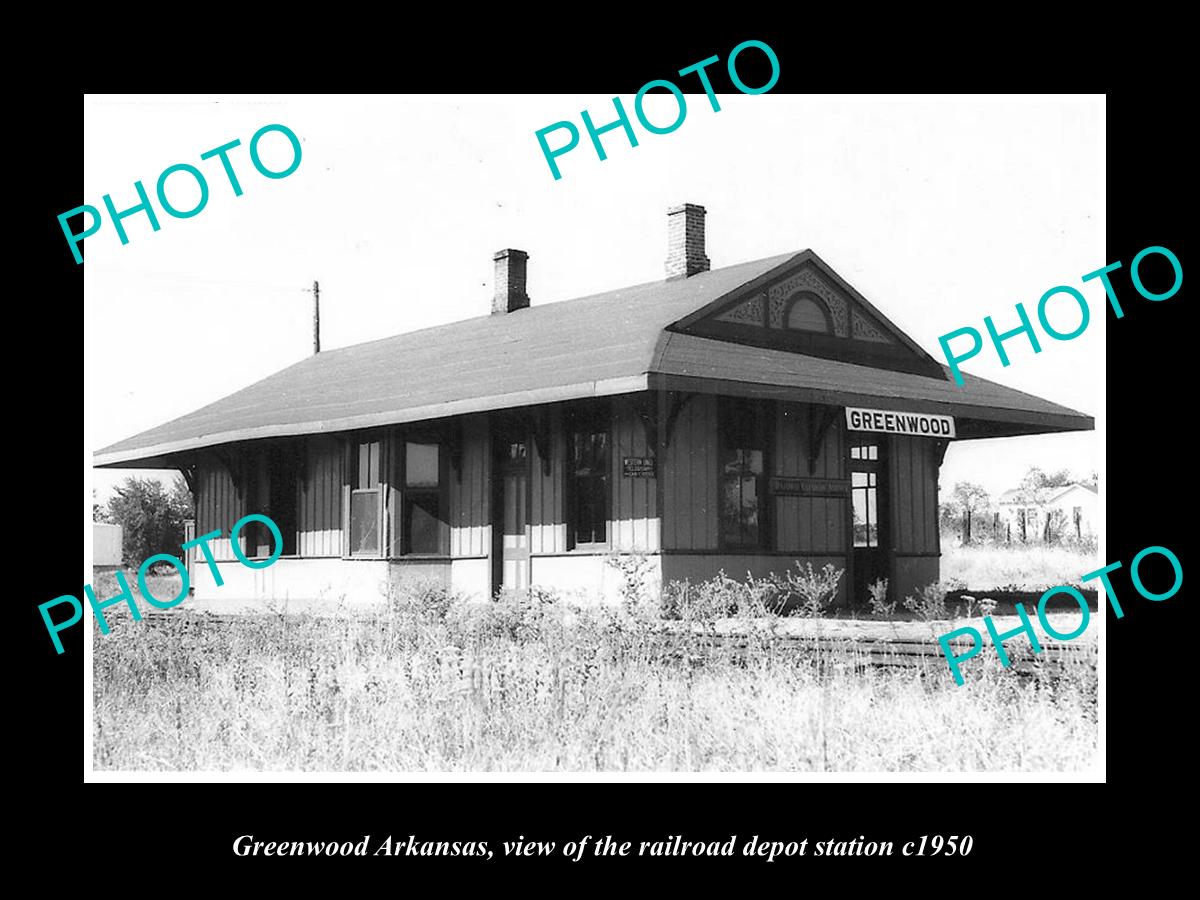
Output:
top-left (531, 408), bottom-right (553, 477)
top-left (212, 447), bottom-right (246, 496)
top-left (663, 391), bottom-right (697, 448)
top-left (168, 455), bottom-right (198, 496)
top-left (807, 405), bottom-right (840, 475)
top-left (630, 393), bottom-right (659, 453)
top-left (449, 419), bottom-right (464, 483)
top-left (933, 437), bottom-right (950, 469)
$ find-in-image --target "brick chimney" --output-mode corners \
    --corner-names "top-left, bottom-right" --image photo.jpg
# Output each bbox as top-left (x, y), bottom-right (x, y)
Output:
top-left (665, 203), bottom-right (710, 279)
top-left (492, 249), bottom-right (530, 314)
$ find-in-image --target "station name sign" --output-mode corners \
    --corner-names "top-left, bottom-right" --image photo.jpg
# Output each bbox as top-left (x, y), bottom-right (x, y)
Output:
top-left (846, 407), bottom-right (956, 439)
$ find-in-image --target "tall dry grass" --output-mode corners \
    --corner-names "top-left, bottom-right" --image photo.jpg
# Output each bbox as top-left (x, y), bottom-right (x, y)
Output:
top-left (92, 576), bottom-right (1098, 772)
top-left (940, 541), bottom-right (1101, 592)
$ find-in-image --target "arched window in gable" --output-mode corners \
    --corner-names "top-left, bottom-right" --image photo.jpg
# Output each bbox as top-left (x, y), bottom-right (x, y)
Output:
top-left (786, 292), bottom-right (833, 333)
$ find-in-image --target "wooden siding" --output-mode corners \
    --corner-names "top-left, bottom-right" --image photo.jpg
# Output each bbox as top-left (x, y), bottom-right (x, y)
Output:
top-left (889, 435), bottom-right (939, 555)
top-left (530, 400), bottom-right (660, 553)
top-left (663, 398), bottom-right (847, 554)
top-left (610, 398), bottom-right (659, 551)
top-left (194, 456), bottom-right (244, 561)
top-left (773, 402), bottom-right (846, 554)
top-left (298, 435), bottom-right (343, 557)
top-left (450, 415), bottom-right (490, 557)
top-left (661, 393), bottom-right (720, 551)
top-left (530, 408), bottom-right (566, 554)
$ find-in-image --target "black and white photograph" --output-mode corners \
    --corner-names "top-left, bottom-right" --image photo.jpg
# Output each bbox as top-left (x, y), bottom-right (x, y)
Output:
top-left (82, 92), bottom-right (1106, 776)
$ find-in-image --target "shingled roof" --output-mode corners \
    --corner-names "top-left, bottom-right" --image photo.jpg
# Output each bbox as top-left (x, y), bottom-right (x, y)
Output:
top-left (95, 251), bottom-right (1094, 468)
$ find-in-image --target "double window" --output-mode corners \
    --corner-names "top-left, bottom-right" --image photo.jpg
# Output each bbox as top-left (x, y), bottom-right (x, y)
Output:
top-left (718, 397), bottom-right (769, 549)
top-left (567, 403), bottom-right (610, 548)
top-left (348, 434), bottom-right (449, 557)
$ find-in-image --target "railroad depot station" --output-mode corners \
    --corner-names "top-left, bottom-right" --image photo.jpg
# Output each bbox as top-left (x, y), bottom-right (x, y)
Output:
top-left (94, 204), bottom-right (1093, 607)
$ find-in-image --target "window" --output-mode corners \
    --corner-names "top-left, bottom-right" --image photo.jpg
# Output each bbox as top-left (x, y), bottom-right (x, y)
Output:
top-left (349, 439), bottom-right (382, 555)
top-left (786, 293), bottom-right (832, 333)
top-left (849, 439), bottom-right (882, 549)
top-left (851, 470), bottom-right (879, 547)
top-left (402, 440), bottom-right (446, 555)
top-left (567, 404), bottom-right (610, 547)
top-left (719, 397), bottom-right (768, 549)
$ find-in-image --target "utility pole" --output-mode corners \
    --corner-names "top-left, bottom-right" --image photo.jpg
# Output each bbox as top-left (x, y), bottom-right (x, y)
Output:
top-left (311, 280), bottom-right (320, 354)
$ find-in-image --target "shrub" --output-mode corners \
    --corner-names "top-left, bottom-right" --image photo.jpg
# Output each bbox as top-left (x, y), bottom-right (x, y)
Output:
top-left (667, 571), bottom-right (744, 622)
top-left (103, 475), bottom-right (193, 567)
top-left (867, 578), bottom-right (894, 619)
top-left (604, 550), bottom-right (658, 616)
top-left (387, 579), bottom-right (457, 622)
top-left (903, 581), bottom-right (950, 621)
top-left (782, 562), bottom-right (844, 618)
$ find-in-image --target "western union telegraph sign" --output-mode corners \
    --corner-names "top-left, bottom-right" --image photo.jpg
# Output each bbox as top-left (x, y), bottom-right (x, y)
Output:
top-left (846, 407), bottom-right (956, 439)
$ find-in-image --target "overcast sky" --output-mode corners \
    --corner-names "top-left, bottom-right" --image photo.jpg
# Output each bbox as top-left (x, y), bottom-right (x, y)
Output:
top-left (84, 94), bottom-right (1103, 507)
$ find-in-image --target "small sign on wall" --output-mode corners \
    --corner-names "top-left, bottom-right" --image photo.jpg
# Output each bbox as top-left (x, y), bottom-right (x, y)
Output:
top-left (622, 456), bottom-right (656, 477)
top-left (846, 406), bottom-right (956, 439)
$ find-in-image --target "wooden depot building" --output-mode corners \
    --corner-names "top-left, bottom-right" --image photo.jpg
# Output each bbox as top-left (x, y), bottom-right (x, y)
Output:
top-left (94, 204), bottom-right (1094, 608)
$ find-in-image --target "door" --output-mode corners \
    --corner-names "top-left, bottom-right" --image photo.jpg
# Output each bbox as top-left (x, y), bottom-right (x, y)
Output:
top-left (849, 436), bottom-right (888, 603)
top-left (491, 422), bottom-right (530, 594)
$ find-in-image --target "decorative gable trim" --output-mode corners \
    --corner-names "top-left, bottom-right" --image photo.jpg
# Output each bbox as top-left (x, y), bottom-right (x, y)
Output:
top-left (670, 250), bottom-right (941, 378)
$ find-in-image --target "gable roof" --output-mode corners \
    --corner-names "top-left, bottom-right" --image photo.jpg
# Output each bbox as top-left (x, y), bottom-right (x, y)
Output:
top-left (673, 250), bottom-right (939, 367)
top-left (94, 251), bottom-right (1095, 468)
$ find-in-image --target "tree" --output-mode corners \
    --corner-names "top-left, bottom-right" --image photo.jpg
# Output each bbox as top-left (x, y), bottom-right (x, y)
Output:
top-left (1042, 468), bottom-right (1074, 488)
top-left (92, 489), bottom-right (111, 524)
top-left (950, 481), bottom-right (990, 545)
top-left (103, 475), bottom-right (194, 567)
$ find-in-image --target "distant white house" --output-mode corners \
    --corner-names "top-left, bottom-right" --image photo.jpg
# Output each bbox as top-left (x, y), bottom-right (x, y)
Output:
top-left (997, 483), bottom-right (1097, 543)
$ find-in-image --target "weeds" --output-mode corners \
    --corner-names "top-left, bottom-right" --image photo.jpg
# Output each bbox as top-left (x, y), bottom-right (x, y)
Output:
top-left (91, 569), bottom-right (1096, 772)
top-left (903, 581), bottom-right (950, 622)
top-left (867, 578), bottom-right (894, 619)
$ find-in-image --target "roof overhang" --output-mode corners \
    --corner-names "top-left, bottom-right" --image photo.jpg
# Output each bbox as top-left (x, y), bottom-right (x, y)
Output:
top-left (93, 375), bottom-right (649, 468)
top-left (648, 373), bottom-right (1093, 439)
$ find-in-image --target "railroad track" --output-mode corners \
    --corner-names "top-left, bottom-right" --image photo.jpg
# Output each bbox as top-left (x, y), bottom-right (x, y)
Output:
top-left (131, 609), bottom-right (1092, 674)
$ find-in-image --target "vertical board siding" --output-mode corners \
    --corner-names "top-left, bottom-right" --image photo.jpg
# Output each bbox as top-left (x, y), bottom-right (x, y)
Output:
top-left (195, 456), bottom-right (244, 561)
top-left (298, 435), bottom-right (343, 557)
top-left (890, 435), bottom-right (938, 555)
top-left (450, 415), bottom-right (490, 557)
top-left (662, 393), bottom-right (719, 551)
top-left (609, 398), bottom-right (659, 552)
top-left (772, 402), bottom-right (846, 555)
top-left (530, 407), bottom-right (566, 554)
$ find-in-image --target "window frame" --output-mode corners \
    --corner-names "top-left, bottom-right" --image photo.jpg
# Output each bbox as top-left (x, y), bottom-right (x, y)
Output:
top-left (717, 396), bottom-right (772, 551)
top-left (848, 437), bottom-right (885, 551)
top-left (784, 291), bottom-right (834, 334)
top-left (396, 435), bottom-right (450, 557)
top-left (565, 401), bottom-right (612, 551)
top-left (346, 436), bottom-right (385, 558)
